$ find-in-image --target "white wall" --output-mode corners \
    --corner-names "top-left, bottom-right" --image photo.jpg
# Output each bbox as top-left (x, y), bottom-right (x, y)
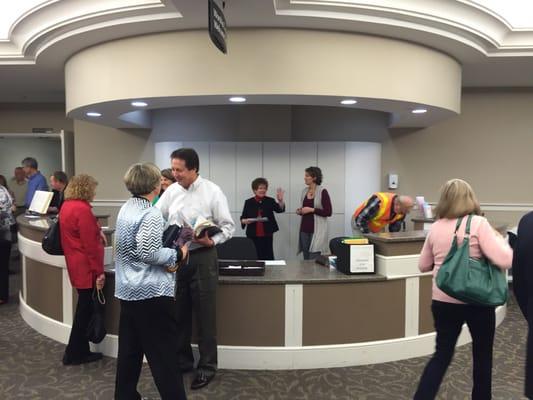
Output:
top-left (0, 137), bottom-right (62, 181)
top-left (154, 141), bottom-right (381, 260)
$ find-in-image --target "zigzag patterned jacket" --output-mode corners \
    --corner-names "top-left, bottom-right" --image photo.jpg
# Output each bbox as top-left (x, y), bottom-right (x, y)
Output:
top-left (115, 197), bottom-right (178, 301)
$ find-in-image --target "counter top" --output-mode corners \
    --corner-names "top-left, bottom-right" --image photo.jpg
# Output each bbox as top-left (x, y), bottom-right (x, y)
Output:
top-left (105, 260), bottom-right (387, 285)
top-left (411, 217), bottom-right (435, 223)
top-left (17, 214), bottom-right (114, 233)
top-left (365, 230), bottom-right (428, 243)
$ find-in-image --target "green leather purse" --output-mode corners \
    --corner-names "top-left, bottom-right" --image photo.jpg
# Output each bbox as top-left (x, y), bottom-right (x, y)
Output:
top-left (436, 215), bottom-right (508, 306)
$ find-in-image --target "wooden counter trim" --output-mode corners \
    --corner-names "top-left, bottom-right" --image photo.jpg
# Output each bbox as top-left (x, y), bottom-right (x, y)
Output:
top-left (419, 275), bottom-right (434, 334)
top-left (217, 285), bottom-right (285, 346)
top-left (371, 241), bottom-right (424, 257)
top-left (19, 224), bottom-right (113, 245)
top-left (25, 258), bottom-right (63, 322)
top-left (302, 280), bottom-right (406, 345)
top-left (18, 225), bottom-right (45, 243)
top-left (96, 276), bottom-right (287, 344)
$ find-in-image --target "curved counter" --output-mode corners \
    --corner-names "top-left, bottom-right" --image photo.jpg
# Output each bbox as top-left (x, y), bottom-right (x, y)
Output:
top-left (17, 220), bottom-right (506, 370)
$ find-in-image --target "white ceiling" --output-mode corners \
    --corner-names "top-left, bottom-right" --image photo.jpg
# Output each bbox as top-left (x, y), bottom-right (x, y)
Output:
top-left (2, 0), bottom-right (533, 103)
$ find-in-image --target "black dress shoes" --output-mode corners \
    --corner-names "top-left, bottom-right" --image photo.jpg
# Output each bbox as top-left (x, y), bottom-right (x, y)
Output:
top-left (62, 351), bottom-right (103, 365)
top-left (191, 370), bottom-right (215, 390)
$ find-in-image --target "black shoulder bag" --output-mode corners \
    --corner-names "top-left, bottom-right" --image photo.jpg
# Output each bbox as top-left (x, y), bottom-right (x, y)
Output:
top-left (42, 217), bottom-right (64, 255)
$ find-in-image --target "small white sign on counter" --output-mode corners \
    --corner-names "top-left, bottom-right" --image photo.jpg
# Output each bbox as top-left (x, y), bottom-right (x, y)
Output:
top-left (265, 260), bottom-right (286, 266)
top-left (349, 245), bottom-right (374, 273)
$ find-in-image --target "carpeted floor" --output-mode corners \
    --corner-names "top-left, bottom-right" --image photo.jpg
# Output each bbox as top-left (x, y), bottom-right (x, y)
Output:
top-left (0, 255), bottom-right (529, 399)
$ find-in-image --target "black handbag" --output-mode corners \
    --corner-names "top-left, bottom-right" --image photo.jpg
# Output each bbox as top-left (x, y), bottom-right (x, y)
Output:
top-left (162, 224), bottom-right (183, 249)
top-left (42, 217), bottom-right (64, 255)
top-left (86, 288), bottom-right (106, 344)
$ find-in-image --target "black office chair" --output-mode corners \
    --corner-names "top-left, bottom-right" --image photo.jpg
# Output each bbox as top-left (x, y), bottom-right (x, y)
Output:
top-left (216, 237), bottom-right (258, 260)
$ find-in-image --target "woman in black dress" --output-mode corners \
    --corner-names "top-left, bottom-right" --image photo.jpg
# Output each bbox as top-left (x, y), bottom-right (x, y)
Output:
top-left (240, 178), bottom-right (285, 260)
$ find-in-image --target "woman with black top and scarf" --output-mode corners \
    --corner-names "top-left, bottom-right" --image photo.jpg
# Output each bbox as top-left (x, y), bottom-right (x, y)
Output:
top-left (240, 177), bottom-right (285, 260)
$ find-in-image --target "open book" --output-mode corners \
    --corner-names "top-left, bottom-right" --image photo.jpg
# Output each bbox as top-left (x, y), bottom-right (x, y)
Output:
top-left (192, 216), bottom-right (222, 238)
top-left (28, 190), bottom-right (53, 215)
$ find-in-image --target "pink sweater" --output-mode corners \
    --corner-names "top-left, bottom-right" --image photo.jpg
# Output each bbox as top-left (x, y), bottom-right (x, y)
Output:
top-left (419, 215), bottom-right (513, 304)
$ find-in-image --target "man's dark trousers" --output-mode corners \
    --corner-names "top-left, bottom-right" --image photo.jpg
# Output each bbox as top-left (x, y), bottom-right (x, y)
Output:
top-left (175, 246), bottom-right (218, 376)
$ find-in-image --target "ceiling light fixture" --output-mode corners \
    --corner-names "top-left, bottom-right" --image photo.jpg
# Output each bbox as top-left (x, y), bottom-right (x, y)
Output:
top-left (131, 101), bottom-right (148, 107)
top-left (229, 96), bottom-right (246, 103)
top-left (412, 108), bottom-right (427, 114)
top-left (86, 112), bottom-right (102, 117)
top-left (340, 99), bottom-right (357, 105)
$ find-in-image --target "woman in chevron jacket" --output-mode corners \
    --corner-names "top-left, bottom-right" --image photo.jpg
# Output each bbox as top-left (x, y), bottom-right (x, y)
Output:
top-left (114, 163), bottom-right (189, 400)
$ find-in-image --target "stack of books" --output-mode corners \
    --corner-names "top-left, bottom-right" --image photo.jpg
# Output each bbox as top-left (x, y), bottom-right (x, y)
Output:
top-left (341, 237), bottom-right (369, 245)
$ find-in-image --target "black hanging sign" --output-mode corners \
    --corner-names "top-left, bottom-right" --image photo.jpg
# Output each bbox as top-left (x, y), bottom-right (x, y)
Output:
top-left (208, 0), bottom-right (227, 54)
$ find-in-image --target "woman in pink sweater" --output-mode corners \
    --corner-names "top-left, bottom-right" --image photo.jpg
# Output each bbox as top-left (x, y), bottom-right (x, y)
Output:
top-left (414, 179), bottom-right (513, 400)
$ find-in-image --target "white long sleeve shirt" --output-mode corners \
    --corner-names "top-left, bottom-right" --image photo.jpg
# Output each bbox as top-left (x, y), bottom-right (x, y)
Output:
top-left (156, 175), bottom-right (235, 247)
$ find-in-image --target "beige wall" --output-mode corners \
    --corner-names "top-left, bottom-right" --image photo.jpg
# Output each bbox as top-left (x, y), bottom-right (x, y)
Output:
top-left (74, 120), bottom-right (154, 200)
top-left (0, 103), bottom-right (72, 133)
top-left (382, 90), bottom-right (533, 227)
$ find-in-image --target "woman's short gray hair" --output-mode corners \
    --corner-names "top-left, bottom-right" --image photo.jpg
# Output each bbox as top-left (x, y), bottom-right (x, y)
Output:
top-left (124, 163), bottom-right (161, 196)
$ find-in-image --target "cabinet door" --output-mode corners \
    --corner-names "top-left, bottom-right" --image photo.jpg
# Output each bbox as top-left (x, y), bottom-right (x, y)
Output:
top-left (210, 142), bottom-right (237, 212)
top-left (289, 142), bottom-right (317, 212)
top-left (236, 143), bottom-right (263, 213)
top-left (318, 142), bottom-right (345, 213)
top-left (344, 142), bottom-right (381, 235)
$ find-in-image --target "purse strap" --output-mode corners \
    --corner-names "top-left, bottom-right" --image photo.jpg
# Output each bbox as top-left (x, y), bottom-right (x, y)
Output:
top-left (93, 288), bottom-right (106, 305)
top-left (453, 215), bottom-right (473, 237)
top-left (465, 214), bottom-right (473, 237)
top-left (453, 216), bottom-right (464, 235)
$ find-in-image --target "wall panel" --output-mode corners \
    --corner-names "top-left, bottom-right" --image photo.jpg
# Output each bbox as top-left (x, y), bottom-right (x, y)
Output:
top-left (210, 142), bottom-right (237, 212)
top-left (318, 142), bottom-right (346, 213)
top-left (289, 142), bottom-right (317, 212)
top-left (236, 142), bottom-right (263, 211)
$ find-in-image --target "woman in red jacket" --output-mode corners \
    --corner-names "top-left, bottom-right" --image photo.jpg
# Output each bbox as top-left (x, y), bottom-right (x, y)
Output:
top-left (59, 174), bottom-right (106, 365)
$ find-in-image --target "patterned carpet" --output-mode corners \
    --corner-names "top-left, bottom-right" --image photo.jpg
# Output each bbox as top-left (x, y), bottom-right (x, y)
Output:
top-left (0, 256), bottom-right (529, 400)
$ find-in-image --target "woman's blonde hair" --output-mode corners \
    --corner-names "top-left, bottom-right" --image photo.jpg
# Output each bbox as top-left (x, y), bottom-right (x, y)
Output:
top-left (434, 178), bottom-right (481, 219)
top-left (64, 174), bottom-right (98, 202)
top-left (124, 163), bottom-right (161, 196)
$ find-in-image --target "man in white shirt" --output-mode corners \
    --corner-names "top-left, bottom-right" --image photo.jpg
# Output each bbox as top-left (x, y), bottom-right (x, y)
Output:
top-left (156, 148), bottom-right (234, 390)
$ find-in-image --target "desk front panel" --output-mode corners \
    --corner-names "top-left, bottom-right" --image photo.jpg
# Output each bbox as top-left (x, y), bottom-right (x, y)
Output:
top-left (302, 280), bottom-right (406, 345)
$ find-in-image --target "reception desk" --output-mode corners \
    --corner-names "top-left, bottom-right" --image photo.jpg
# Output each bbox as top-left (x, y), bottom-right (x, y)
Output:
top-left (17, 220), bottom-right (506, 370)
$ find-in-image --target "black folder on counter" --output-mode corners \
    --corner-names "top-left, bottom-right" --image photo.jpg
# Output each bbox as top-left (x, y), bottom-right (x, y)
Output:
top-left (218, 260), bottom-right (265, 276)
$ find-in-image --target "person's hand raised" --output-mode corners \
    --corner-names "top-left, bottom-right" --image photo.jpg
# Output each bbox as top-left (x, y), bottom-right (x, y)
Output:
top-left (276, 188), bottom-right (285, 202)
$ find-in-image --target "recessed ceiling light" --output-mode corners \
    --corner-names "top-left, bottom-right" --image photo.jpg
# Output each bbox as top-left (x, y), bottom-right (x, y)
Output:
top-left (229, 96), bottom-right (246, 103)
top-left (131, 101), bottom-right (148, 107)
top-left (340, 99), bottom-right (357, 105)
top-left (412, 108), bottom-right (427, 114)
top-left (86, 112), bottom-right (102, 117)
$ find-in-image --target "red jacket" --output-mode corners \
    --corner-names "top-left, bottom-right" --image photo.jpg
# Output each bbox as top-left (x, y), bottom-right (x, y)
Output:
top-left (59, 199), bottom-right (104, 289)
